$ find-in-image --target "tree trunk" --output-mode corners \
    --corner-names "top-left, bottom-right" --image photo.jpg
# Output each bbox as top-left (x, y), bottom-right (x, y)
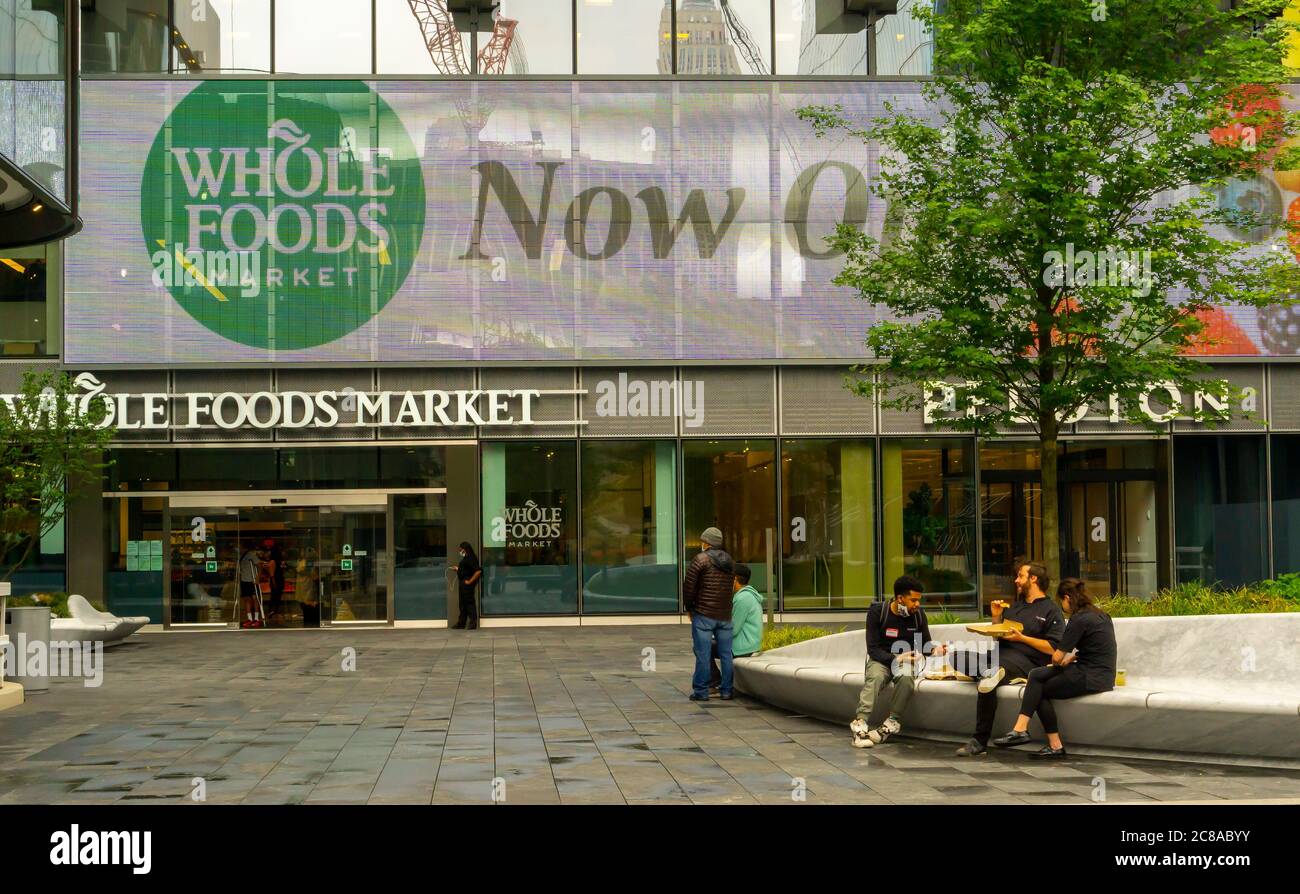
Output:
top-left (1039, 423), bottom-right (1061, 590)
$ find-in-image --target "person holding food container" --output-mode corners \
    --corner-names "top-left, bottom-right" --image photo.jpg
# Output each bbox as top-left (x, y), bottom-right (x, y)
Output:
top-left (951, 561), bottom-right (1065, 757)
top-left (991, 578), bottom-right (1118, 759)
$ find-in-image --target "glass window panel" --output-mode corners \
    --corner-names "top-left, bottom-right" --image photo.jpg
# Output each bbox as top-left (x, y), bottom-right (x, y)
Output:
top-left (676, 0), bottom-right (770, 75)
top-left (377, 0), bottom-right (471, 74)
top-left (881, 439), bottom-right (977, 609)
top-left (1272, 435), bottom-right (1300, 576)
top-left (172, 0), bottom-right (271, 73)
top-left (683, 439), bottom-right (777, 595)
top-left (394, 493), bottom-right (448, 620)
top-left (781, 439), bottom-right (875, 610)
top-left (581, 440), bottom-right (678, 614)
top-left (786, 0), bottom-right (866, 75)
top-left (108, 448), bottom-right (178, 491)
top-left (278, 447), bottom-right (380, 488)
top-left (178, 448), bottom-right (277, 490)
top-left (81, 0), bottom-right (169, 73)
top-left (1, 0), bottom-right (65, 75)
top-left (105, 495), bottom-right (165, 622)
top-left (872, 0), bottom-right (933, 76)
top-left (380, 446), bottom-right (446, 488)
top-left (577, 0), bottom-right (668, 75)
top-left (0, 242), bottom-right (57, 356)
top-left (275, 0), bottom-right (372, 73)
top-left (481, 441), bottom-right (578, 615)
top-left (489, 0), bottom-right (572, 74)
top-left (1174, 435), bottom-right (1267, 587)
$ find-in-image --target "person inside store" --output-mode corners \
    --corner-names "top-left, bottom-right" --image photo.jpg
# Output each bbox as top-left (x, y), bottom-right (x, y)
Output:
top-left (709, 563), bottom-right (764, 693)
top-left (992, 578), bottom-right (1118, 759)
top-left (850, 575), bottom-right (948, 748)
top-left (950, 560), bottom-right (1065, 757)
top-left (264, 538), bottom-right (286, 626)
top-left (683, 526), bottom-right (735, 701)
top-left (453, 541), bottom-right (482, 630)
top-left (237, 543), bottom-right (265, 629)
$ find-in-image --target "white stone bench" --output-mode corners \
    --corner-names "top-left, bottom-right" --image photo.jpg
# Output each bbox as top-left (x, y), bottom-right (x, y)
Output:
top-left (49, 595), bottom-right (149, 646)
top-left (734, 612), bottom-right (1300, 761)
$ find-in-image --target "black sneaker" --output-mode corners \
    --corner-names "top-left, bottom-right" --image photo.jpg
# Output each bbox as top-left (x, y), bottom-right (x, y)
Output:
top-left (1030, 745), bottom-right (1068, 759)
top-left (955, 738), bottom-right (987, 757)
top-left (992, 730), bottom-right (1032, 748)
top-left (719, 692), bottom-right (734, 700)
top-left (688, 693), bottom-right (709, 702)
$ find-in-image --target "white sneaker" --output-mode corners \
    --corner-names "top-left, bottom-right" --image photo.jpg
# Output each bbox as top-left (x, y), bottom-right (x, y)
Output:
top-left (868, 716), bottom-right (902, 745)
top-left (849, 717), bottom-right (870, 738)
top-left (851, 730), bottom-right (875, 749)
top-left (977, 666), bottom-right (1006, 694)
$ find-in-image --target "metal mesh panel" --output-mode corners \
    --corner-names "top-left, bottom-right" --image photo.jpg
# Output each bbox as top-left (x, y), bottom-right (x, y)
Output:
top-left (273, 369), bottom-right (376, 442)
top-left (0, 360), bottom-right (60, 391)
top-left (687, 367), bottom-right (775, 436)
top-left (93, 370), bottom-right (170, 443)
top-left (172, 369), bottom-right (274, 442)
top-left (779, 367), bottom-right (873, 435)
top-left (376, 367), bottom-right (477, 440)
top-left (1270, 365), bottom-right (1300, 431)
top-left (479, 367), bottom-right (577, 438)
top-left (1174, 365), bottom-right (1266, 432)
top-left (579, 368), bottom-right (679, 437)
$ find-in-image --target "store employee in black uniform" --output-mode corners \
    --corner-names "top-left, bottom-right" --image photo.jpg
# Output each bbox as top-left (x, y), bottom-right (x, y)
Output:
top-left (993, 578), bottom-right (1118, 759)
top-left (951, 560), bottom-right (1064, 757)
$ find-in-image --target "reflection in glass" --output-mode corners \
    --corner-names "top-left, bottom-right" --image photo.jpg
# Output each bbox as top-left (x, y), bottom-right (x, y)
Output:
top-left (683, 439), bottom-right (777, 594)
top-left (581, 441), bottom-right (678, 613)
top-left (578, 0), bottom-right (667, 75)
top-left (394, 494), bottom-right (448, 620)
top-left (1, 0), bottom-right (64, 75)
top-left (675, 0), bottom-right (769, 75)
top-left (106, 496), bottom-right (164, 622)
top-left (872, 0), bottom-right (934, 76)
top-left (275, 0), bottom-right (371, 73)
top-left (172, 0), bottom-right (271, 73)
top-left (481, 441), bottom-right (578, 614)
top-left (881, 439), bottom-right (977, 608)
top-left (781, 440), bottom-right (875, 610)
top-left (791, 0), bottom-right (866, 75)
top-left (81, 0), bottom-right (169, 72)
top-left (1174, 435), bottom-right (1267, 588)
top-left (1272, 435), bottom-right (1300, 575)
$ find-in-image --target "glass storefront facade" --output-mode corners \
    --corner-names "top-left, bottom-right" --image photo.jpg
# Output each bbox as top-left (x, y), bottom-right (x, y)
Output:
top-left (77, 392), bottom-right (1300, 629)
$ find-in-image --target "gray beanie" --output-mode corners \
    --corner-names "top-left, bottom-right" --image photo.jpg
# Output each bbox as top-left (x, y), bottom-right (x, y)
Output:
top-left (700, 526), bottom-right (723, 547)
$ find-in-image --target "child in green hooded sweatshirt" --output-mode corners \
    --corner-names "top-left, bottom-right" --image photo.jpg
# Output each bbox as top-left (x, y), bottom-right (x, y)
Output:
top-left (710, 564), bottom-right (764, 691)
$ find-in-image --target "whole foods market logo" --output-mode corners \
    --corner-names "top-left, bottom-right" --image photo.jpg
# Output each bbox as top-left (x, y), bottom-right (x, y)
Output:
top-left (141, 81), bottom-right (424, 350)
top-left (491, 500), bottom-right (564, 549)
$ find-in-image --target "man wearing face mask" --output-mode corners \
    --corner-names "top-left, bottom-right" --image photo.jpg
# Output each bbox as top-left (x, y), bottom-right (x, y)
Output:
top-left (850, 575), bottom-right (947, 748)
top-left (452, 541), bottom-right (482, 630)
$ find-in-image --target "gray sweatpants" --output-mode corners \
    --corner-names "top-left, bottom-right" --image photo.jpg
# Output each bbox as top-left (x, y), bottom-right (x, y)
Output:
top-left (855, 659), bottom-right (916, 723)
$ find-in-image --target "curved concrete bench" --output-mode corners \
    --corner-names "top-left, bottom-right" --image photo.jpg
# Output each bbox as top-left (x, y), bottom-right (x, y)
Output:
top-left (735, 613), bottom-right (1300, 761)
top-left (49, 595), bottom-right (148, 646)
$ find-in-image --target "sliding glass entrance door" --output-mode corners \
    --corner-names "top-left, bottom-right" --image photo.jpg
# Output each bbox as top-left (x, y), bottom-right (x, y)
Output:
top-left (167, 495), bottom-right (390, 628)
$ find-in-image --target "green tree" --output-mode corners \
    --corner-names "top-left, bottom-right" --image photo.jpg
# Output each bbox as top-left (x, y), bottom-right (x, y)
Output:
top-left (0, 370), bottom-right (114, 584)
top-left (800, 0), bottom-right (1300, 586)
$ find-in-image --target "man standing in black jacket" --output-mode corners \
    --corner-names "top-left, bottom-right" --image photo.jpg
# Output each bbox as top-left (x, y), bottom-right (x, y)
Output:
top-left (683, 526), bottom-right (735, 701)
top-left (850, 575), bottom-right (947, 748)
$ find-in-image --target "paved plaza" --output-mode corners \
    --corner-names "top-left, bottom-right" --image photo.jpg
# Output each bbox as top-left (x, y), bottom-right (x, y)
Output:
top-left (1, 626), bottom-right (1297, 805)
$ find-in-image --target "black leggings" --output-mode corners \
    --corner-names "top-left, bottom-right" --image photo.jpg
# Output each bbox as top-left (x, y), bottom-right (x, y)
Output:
top-left (1019, 664), bottom-right (1091, 735)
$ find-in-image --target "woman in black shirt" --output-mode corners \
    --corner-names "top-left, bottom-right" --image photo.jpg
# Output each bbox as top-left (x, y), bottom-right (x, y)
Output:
top-left (453, 542), bottom-right (482, 630)
top-left (991, 578), bottom-right (1118, 759)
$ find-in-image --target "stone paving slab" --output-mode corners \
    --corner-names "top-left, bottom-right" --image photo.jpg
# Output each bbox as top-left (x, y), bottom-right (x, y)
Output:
top-left (2, 626), bottom-right (1299, 805)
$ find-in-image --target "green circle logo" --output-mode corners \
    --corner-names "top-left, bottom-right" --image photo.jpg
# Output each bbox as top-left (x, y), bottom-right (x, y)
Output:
top-left (142, 81), bottom-right (424, 351)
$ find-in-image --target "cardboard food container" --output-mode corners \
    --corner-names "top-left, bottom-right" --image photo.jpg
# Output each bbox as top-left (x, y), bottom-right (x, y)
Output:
top-left (965, 620), bottom-right (1025, 639)
top-left (923, 665), bottom-right (974, 682)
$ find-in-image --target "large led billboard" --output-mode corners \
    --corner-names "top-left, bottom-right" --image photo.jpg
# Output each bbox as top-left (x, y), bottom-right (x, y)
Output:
top-left (65, 79), bottom-right (1296, 364)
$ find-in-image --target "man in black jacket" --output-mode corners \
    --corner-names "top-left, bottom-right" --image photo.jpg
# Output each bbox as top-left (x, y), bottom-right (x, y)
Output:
top-left (683, 526), bottom-right (735, 701)
top-left (850, 575), bottom-right (947, 748)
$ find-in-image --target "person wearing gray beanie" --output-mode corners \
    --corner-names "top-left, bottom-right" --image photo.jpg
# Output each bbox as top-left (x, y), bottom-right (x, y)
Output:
top-left (683, 526), bottom-right (735, 701)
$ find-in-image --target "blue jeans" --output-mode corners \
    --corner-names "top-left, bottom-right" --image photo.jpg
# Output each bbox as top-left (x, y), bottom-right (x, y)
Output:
top-left (692, 615), bottom-right (733, 697)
